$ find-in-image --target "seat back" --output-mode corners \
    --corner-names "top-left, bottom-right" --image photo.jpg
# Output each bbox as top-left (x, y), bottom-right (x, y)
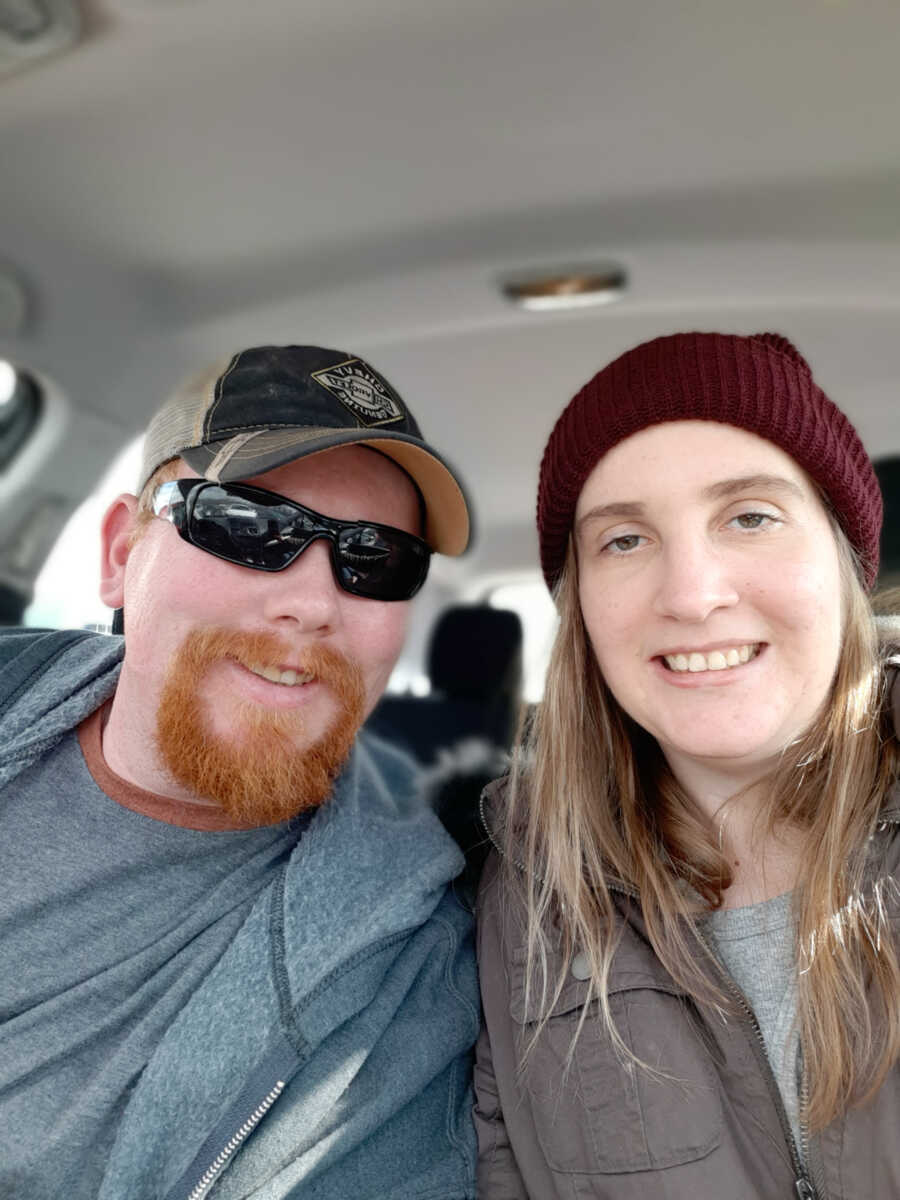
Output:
top-left (366, 605), bottom-right (523, 764)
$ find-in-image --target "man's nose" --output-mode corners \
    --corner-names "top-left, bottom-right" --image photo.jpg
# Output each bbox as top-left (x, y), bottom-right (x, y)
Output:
top-left (652, 538), bottom-right (740, 623)
top-left (258, 538), bottom-right (342, 633)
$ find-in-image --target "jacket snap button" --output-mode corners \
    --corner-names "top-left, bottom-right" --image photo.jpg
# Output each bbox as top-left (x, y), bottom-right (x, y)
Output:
top-left (570, 951), bottom-right (591, 980)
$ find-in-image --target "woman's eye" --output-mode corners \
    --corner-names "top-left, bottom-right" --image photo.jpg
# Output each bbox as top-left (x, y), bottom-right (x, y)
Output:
top-left (730, 511), bottom-right (777, 531)
top-left (602, 533), bottom-right (644, 554)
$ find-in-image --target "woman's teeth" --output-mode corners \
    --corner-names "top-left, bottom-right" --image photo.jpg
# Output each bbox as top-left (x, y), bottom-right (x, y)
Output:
top-left (663, 644), bottom-right (759, 673)
top-left (247, 663), bottom-right (314, 686)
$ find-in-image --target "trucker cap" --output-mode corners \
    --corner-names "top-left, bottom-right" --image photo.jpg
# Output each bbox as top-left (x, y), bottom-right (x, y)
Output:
top-left (140, 344), bottom-right (470, 555)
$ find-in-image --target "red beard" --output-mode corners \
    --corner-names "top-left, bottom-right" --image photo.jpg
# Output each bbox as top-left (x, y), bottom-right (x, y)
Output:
top-left (155, 627), bottom-right (365, 826)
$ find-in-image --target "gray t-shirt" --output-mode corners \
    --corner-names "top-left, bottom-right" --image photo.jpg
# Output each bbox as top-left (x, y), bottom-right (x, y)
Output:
top-left (0, 711), bottom-right (305, 1200)
top-left (703, 891), bottom-right (801, 1154)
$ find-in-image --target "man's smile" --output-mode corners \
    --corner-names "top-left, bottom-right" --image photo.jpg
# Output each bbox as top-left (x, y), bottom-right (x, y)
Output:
top-left (245, 662), bottom-right (316, 687)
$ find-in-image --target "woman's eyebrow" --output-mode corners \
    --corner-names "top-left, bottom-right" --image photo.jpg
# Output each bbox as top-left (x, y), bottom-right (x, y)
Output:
top-left (576, 501), bottom-right (645, 531)
top-left (702, 474), bottom-right (806, 502)
top-left (576, 474), bottom-right (806, 533)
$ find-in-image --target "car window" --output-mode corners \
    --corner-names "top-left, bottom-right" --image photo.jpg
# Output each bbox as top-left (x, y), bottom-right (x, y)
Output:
top-left (25, 435), bottom-right (144, 631)
top-left (0, 360), bottom-right (42, 470)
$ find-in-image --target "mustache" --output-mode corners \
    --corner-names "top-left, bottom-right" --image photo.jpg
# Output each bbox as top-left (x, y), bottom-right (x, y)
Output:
top-left (170, 627), bottom-right (362, 700)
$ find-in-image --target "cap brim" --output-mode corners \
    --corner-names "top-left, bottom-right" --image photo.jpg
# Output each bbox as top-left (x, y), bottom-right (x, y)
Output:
top-left (180, 426), bottom-right (471, 556)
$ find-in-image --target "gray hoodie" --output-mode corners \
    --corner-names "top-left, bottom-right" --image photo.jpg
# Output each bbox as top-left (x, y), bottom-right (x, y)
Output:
top-left (0, 629), bottom-right (479, 1199)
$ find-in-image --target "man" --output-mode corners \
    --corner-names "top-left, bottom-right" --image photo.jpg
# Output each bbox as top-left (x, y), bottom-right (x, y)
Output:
top-left (0, 346), bottom-right (478, 1199)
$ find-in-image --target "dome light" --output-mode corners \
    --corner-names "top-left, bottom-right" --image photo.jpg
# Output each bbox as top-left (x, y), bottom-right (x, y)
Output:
top-left (501, 263), bottom-right (627, 311)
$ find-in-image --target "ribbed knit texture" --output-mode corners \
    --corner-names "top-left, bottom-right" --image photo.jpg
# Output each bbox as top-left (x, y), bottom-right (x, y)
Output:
top-left (537, 332), bottom-right (883, 589)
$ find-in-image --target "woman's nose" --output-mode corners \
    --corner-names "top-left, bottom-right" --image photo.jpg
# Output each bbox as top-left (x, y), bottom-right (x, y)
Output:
top-left (652, 539), bottom-right (740, 623)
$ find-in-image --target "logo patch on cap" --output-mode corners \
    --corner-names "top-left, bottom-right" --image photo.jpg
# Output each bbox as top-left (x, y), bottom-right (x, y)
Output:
top-left (311, 358), bottom-right (404, 426)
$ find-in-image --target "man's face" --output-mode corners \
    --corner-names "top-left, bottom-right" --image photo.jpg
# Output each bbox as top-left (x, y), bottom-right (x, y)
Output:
top-left (102, 445), bottom-right (421, 821)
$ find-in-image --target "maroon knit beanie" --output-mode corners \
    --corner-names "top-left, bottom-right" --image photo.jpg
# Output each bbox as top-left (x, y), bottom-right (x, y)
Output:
top-left (537, 332), bottom-right (883, 590)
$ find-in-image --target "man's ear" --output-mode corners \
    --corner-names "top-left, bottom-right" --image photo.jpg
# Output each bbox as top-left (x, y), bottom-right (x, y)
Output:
top-left (99, 494), bottom-right (139, 609)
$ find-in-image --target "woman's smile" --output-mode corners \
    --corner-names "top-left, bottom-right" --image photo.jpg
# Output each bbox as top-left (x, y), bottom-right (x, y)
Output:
top-left (652, 641), bottom-right (766, 685)
top-left (658, 642), bottom-right (761, 673)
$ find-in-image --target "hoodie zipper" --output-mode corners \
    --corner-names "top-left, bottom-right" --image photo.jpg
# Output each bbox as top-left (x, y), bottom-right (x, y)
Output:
top-left (183, 1080), bottom-right (287, 1200)
top-left (165, 1034), bottom-right (305, 1200)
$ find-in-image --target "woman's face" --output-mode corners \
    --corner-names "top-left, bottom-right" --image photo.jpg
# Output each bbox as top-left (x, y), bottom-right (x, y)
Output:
top-left (574, 420), bottom-right (844, 785)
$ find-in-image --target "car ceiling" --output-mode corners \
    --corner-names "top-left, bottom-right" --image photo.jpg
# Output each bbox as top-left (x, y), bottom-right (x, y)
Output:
top-left (1, 0), bottom-right (899, 613)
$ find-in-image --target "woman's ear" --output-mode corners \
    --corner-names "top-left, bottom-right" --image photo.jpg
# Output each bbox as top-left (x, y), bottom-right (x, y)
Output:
top-left (99, 494), bottom-right (139, 609)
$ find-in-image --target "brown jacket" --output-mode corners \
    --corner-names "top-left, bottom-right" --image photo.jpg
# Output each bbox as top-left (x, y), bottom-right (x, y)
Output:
top-left (475, 767), bottom-right (900, 1198)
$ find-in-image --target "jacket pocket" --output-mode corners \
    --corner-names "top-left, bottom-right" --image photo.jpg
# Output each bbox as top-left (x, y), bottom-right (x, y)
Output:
top-left (510, 953), bottom-right (722, 1175)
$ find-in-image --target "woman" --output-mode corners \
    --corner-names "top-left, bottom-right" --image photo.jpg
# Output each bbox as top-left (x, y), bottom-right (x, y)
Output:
top-left (475, 332), bottom-right (900, 1199)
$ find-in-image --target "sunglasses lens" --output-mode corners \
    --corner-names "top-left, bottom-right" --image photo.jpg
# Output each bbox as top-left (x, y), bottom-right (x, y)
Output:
top-left (335, 525), bottom-right (429, 600)
top-left (185, 484), bottom-right (429, 599)
top-left (190, 486), bottom-right (314, 570)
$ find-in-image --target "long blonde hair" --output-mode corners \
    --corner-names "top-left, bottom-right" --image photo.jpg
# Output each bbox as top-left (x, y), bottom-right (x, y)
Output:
top-left (504, 530), bottom-right (900, 1131)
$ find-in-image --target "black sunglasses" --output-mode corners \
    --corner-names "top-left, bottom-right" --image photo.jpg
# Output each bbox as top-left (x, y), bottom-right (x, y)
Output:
top-left (151, 480), bottom-right (431, 601)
